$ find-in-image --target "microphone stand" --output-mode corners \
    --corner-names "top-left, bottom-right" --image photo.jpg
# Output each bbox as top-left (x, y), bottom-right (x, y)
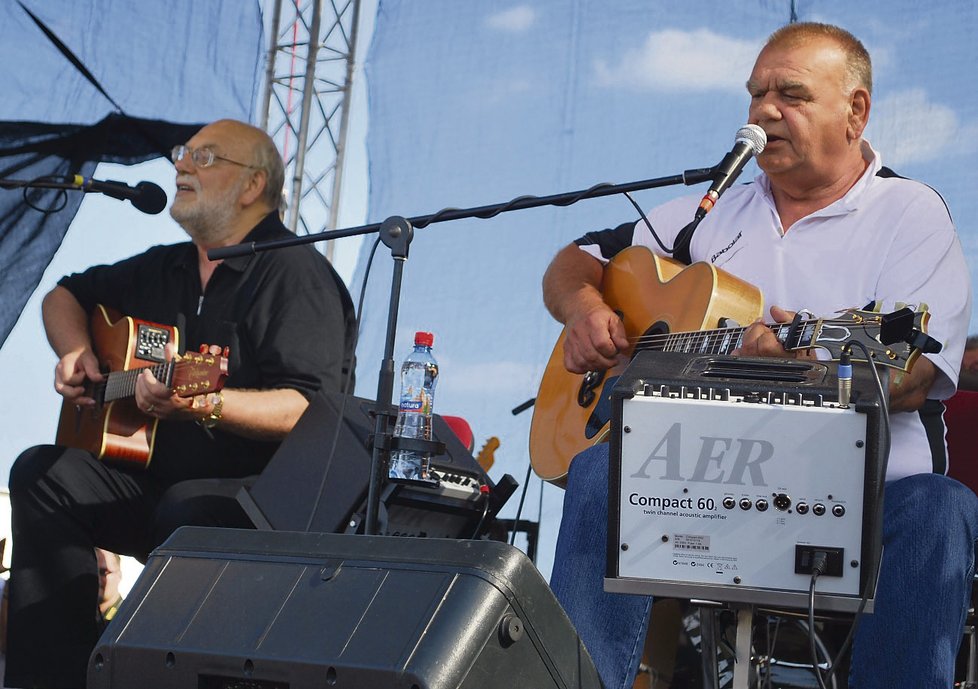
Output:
top-left (210, 166), bottom-right (716, 536)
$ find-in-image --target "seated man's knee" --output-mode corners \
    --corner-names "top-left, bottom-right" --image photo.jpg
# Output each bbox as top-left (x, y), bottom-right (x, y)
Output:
top-left (9, 445), bottom-right (72, 496)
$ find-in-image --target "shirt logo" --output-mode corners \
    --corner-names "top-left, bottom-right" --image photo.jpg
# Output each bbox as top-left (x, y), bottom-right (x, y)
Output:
top-left (711, 231), bottom-right (743, 263)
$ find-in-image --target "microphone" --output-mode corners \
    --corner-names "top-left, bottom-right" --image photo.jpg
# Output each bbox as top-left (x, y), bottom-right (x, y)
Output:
top-left (70, 175), bottom-right (168, 215)
top-left (694, 124), bottom-right (767, 221)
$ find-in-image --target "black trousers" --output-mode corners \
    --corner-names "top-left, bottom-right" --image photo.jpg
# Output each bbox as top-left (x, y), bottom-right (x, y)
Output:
top-left (4, 445), bottom-right (256, 689)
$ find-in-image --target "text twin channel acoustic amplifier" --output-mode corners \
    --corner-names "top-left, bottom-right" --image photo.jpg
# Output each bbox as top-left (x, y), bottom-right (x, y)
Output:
top-left (605, 352), bottom-right (886, 613)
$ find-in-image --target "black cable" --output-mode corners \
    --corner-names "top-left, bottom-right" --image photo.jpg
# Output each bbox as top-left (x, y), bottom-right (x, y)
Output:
top-left (808, 551), bottom-right (830, 689)
top-left (304, 237), bottom-right (382, 532)
top-left (18, 175), bottom-right (69, 213)
top-left (469, 487), bottom-right (492, 539)
top-left (509, 457), bottom-right (535, 547)
top-left (816, 339), bottom-right (891, 685)
top-left (622, 191), bottom-right (674, 254)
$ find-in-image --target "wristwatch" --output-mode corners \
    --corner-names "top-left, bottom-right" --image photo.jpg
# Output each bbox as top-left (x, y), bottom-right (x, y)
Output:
top-left (197, 392), bottom-right (224, 429)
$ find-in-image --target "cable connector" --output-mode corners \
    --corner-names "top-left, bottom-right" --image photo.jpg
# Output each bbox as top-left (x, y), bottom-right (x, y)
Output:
top-left (811, 550), bottom-right (829, 579)
top-left (837, 346), bottom-right (852, 409)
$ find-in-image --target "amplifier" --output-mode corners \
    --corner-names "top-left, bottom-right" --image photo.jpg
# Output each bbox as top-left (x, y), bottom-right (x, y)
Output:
top-left (605, 352), bottom-right (885, 613)
top-left (238, 391), bottom-right (516, 540)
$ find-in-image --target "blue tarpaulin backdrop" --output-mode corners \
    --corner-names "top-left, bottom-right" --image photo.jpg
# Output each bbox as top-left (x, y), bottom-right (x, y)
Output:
top-left (0, 0), bottom-right (263, 347)
top-left (354, 0), bottom-right (978, 575)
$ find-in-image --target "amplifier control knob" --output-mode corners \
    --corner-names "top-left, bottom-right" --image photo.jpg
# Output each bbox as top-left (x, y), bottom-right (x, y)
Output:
top-left (796, 502), bottom-right (809, 515)
top-left (832, 504), bottom-right (846, 517)
top-left (755, 499), bottom-right (769, 512)
top-left (739, 498), bottom-right (752, 510)
top-left (813, 503), bottom-right (826, 516)
top-left (773, 493), bottom-right (791, 511)
top-left (722, 497), bottom-right (736, 510)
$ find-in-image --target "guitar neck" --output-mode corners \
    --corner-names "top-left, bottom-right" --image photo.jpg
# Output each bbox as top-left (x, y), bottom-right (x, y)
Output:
top-left (101, 362), bottom-right (174, 403)
top-left (654, 321), bottom-right (815, 357)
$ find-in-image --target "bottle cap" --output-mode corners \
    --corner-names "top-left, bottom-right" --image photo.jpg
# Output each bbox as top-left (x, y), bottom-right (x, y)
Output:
top-left (414, 331), bottom-right (434, 347)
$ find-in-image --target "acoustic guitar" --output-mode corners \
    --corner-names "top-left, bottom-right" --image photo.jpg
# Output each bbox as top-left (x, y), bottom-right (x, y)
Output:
top-left (529, 246), bottom-right (935, 487)
top-left (55, 304), bottom-right (229, 469)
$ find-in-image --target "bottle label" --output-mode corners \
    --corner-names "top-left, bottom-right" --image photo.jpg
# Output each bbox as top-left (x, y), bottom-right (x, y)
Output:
top-left (399, 400), bottom-right (424, 412)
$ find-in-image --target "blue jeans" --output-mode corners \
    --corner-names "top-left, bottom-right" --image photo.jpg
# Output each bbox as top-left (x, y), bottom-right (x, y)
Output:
top-left (550, 444), bottom-right (978, 689)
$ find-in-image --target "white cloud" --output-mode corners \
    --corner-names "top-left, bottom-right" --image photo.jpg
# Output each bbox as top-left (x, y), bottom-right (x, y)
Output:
top-left (594, 28), bottom-right (761, 93)
top-left (486, 6), bottom-right (536, 33)
top-left (867, 89), bottom-right (978, 167)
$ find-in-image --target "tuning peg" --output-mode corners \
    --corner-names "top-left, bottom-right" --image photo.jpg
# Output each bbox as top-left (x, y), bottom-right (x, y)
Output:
top-left (222, 346), bottom-right (230, 358)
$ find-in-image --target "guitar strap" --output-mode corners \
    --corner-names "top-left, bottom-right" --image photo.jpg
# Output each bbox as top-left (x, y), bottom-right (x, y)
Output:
top-left (670, 218), bottom-right (699, 266)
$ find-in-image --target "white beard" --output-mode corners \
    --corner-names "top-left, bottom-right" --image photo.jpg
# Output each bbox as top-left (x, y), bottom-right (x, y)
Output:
top-left (170, 175), bottom-right (247, 245)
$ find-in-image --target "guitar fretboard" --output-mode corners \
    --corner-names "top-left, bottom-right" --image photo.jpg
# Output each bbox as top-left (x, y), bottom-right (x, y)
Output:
top-left (98, 362), bottom-right (175, 403)
top-left (637, 321), bottom-right (818, 356)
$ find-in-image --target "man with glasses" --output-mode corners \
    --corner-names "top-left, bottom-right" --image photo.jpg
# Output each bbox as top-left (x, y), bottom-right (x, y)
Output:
top-left (4, 119), bottom-right (356, 688)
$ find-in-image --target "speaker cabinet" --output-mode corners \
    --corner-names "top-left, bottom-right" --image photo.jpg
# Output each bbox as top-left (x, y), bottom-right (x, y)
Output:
top-left (89, 527), bottom-right (600, 689)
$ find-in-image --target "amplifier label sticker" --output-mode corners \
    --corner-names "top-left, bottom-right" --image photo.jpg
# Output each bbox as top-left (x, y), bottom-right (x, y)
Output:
top-left (673, 534), bottom-right (710, 551)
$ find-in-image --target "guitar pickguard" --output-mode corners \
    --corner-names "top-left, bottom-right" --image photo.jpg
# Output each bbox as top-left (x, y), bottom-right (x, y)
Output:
top-left (584, 376), bottom-right (620, 440)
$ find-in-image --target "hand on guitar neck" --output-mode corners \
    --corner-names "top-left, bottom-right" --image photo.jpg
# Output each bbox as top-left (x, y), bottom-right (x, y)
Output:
top-left (136, 342), bottom-right (225, 422)
top-left (731, 305), bottom-right (818, 361)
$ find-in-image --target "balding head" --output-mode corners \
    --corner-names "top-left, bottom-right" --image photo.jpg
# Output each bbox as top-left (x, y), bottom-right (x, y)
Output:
top-left (204, 119), bottom-right (285, 210)
top-left (763, 22), bottom-right (872, 96)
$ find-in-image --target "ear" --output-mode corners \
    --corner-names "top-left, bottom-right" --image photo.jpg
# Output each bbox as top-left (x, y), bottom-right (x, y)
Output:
top-left (847, 87), bottom-right (871, 142)
top-left (238, 169), bottom-right (268, 207)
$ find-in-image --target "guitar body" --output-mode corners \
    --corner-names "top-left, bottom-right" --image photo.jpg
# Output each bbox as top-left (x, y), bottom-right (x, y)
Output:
top-left (56, 306), bottom-right (179, 469)
top-left (529, 247), bottom-right (764, 486)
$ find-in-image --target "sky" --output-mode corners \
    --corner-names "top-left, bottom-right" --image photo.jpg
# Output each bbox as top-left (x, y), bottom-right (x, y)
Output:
top-left (1, 1), bottom-right (977, 583)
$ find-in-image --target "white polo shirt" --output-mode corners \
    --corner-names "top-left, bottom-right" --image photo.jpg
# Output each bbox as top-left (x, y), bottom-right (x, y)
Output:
top-left (578, 142), bottom-right (971, 480)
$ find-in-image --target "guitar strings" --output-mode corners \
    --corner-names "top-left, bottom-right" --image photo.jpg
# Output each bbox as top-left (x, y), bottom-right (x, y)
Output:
top-left (623, 317), bottom-right (884, 354)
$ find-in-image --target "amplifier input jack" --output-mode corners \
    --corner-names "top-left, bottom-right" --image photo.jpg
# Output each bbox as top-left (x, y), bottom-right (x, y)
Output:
top-left (773, 493), bottom-right (791, 511)
top-left (755, 499), bottom-right (769, 512)
top-left (722, 496), bottom-right (736, 509)
top-left (796, 502), bottom-right (809, 515)
top-left (813, 503), bottom-right (826, 516)
top-left (832, 504), bottom-right (846, 517)
top-left (739, 498), bottom-right (752, 510)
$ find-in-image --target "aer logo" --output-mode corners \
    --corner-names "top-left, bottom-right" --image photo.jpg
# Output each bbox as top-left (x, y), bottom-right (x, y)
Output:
top-left (628, 422), bottom-right (774, 486)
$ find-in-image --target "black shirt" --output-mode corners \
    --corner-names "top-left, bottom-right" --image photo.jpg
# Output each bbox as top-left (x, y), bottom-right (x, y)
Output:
top-left (59, 212), bottom-right (356, 483)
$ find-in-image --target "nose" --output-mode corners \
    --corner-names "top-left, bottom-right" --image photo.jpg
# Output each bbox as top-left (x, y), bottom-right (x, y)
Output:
top-left (749, 93), bottom-right (782, 124)
top-left (173, 148), bottom-right (196, 174)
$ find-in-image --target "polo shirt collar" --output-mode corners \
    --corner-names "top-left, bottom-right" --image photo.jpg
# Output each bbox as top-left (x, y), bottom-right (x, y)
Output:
top-left (169, 211), bottom-right (284, 276)
top-left (218, 211), bottom-right (284, 273)
top-left (751, 139), bottom-right (882, 218)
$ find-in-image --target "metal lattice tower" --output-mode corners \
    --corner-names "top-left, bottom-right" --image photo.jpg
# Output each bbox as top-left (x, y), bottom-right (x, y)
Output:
top-left (261, 0), bottom-right (362, 260)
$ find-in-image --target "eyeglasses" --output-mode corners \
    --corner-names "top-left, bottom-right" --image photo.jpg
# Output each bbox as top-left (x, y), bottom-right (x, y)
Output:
top-left (171, 144), bottom-right (253, 169)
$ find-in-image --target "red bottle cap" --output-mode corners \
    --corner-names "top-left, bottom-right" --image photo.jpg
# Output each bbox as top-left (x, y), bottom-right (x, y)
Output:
top-left (414, 331), bottom-right (434, 347)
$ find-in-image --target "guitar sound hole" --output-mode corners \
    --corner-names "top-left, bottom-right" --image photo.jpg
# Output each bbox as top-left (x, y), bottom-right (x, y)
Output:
top-left (637, 321), bottom-right (670, 353)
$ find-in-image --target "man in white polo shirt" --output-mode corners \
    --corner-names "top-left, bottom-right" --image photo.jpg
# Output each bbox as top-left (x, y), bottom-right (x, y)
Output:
top-left (543, 21), bottom-right (975, 689)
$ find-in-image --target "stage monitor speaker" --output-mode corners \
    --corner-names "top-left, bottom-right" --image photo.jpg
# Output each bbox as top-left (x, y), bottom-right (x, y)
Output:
top-left (88, 527), bottom-right (601, 689)
top-left (238, 391), bottom-right (515, 538)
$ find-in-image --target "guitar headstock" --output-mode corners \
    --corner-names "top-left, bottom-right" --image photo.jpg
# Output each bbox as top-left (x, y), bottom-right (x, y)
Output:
top-left (798, 303), bottom-right (941, 373)
top-left (171, 346), bottom-right (230, 397)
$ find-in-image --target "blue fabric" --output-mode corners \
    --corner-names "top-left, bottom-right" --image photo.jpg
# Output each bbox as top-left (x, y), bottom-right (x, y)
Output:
top-left (357, 0), bottom-right (978, 578)
top-left (551, 445), bottom-right (978, 688)
top-left (0, 0), bottom-right (264, 348)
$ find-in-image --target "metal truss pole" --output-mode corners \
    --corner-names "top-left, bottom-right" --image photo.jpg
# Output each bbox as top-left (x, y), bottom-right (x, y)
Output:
top-left (260, 0), bottom-right (362, 261)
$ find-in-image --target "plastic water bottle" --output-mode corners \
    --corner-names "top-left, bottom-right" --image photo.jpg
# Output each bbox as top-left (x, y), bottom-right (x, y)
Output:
top-left (389, 331), bottom-right (439, 481)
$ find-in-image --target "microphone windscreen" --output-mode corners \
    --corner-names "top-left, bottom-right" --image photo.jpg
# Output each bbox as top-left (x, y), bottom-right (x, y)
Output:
top-left (736, 124), bottom-right (767, 156)
top-left (133, 181), bottom-right (168, 214)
